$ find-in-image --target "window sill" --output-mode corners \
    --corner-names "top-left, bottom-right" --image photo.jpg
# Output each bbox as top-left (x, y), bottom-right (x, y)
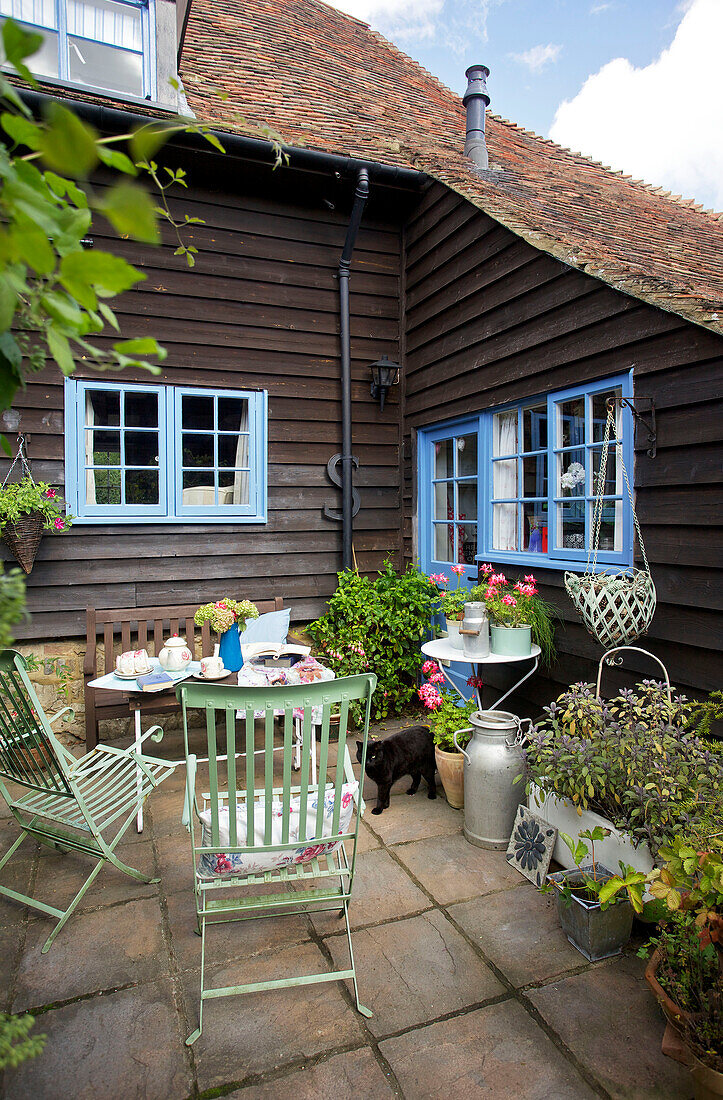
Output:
top-left (71, 513), bottom-right (268, 525)
top-left (474, 552), bottom-right (633, 574)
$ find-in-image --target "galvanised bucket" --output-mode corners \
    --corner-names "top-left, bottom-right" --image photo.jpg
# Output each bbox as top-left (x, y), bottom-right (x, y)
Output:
top-left (490, 624), bottom-right (532, 657)
top-left (547, 866), bottom-right (634, 961)
top-left (453, 709), bottom-right (530, 849)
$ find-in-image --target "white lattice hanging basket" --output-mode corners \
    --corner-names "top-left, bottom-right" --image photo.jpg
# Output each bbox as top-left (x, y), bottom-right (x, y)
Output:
top-left (564, 403), bottom-right (657, 649)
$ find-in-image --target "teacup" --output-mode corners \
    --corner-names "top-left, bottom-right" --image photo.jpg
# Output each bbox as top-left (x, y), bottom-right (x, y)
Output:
top-left (201, 655), bottom-right (224, 678)
top-left (116, 649), bottom-right (150, 675)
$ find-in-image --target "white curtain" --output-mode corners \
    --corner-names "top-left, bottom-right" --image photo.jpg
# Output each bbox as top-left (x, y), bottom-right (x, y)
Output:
top-left (0, 0), bottom-right (56, 26)
top-left (84, 390), bottom-right (95, 505)
top-left (233, 401), bottom-right (249, 505)
top-left (67, 0), bottom-right (141, 48)
top-left (493, 411), bottom-right (517, 551)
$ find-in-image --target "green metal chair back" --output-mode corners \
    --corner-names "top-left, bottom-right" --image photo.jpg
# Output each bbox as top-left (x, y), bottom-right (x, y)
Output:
top-left (178, 673), bottom-right (375, 854)
top-left (0, 651), bottom-right (72, 797)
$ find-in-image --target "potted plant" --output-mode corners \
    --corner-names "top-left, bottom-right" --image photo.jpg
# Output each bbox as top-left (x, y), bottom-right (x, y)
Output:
top-left (0, 477), bottom-right (72, 573)
top-left (685, 990), bottom-right (723, 1100)
top-left (429, 565), bottom-right (468, 648)
top-left (471, 567), bottom-right (558, 664)
top-left (545, 826), bottom-right (646, 961)
top-left (522, 680), bottom-right (723, 871)
top-left (418, 681), bottom-right (476, 808)
top-left (194, 598), bottom-right (259, 672)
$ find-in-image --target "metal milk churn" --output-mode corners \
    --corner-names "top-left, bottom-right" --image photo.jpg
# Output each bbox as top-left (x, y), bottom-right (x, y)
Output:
top-left (459, 601), bottom-right (490, 659)
top-left (453, 710), bottom-right (531, 849)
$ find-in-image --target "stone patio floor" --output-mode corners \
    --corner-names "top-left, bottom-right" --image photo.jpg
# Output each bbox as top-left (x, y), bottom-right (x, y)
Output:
top-left (0, 719), bottom-right (694, 1100)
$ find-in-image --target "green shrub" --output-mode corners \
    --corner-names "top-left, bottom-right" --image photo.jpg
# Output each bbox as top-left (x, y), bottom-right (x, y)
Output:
top-left (307, 561), bottom-right (436, 721)
top-left (428, 690), bottom-right (477, 753)
top-left (0, 1013), bottom-right (45, 1071)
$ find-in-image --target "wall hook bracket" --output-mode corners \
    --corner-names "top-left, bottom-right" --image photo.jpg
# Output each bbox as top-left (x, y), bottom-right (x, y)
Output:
top-left (606, 396), bottom-right (656, 458)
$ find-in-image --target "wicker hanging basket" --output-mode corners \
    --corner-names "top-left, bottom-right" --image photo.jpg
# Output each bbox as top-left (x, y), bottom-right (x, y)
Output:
top-left (1, 510), bottom-right (45, 574)
top-left (564, 403), bottom-right (656, 649)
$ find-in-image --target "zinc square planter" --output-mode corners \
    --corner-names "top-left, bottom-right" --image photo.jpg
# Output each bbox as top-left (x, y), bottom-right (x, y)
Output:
top-left (548, 865), bottom-right (634, 961)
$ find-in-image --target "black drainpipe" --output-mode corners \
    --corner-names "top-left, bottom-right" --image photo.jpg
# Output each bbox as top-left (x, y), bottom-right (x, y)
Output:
top-left (324, 168), bottom-right (369, 571)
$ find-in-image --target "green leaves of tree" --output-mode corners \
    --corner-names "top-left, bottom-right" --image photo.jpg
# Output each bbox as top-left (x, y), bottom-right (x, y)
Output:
top-left (39, 103), bottom-right (98, 177)
top-left (97, 180), bottom-right (159, 244)
top-left (59, 250), bottom-right (143, 300)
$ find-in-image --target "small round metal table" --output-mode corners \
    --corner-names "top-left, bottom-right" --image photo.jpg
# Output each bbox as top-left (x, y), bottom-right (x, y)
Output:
top-left (421, 637), bottom-right (541, 710)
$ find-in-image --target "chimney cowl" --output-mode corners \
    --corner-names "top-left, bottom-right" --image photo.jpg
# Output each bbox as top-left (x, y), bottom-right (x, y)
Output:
top-left (463, 64), bottom-right (490, 169)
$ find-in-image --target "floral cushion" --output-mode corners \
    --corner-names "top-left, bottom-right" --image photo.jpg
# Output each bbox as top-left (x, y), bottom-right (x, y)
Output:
top-left (196, 781), bottom-right (357, 879)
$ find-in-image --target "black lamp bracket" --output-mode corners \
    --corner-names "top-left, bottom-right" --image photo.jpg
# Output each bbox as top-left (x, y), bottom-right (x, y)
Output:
top-left (606, 396), bottom-right (656, 458)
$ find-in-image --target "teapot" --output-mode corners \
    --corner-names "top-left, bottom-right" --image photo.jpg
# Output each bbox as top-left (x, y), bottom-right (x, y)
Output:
top-left (158, 635), bottom-right (193, 673)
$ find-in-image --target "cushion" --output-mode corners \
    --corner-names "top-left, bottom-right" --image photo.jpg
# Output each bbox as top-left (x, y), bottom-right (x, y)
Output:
top-left (196, 781), bottom-right (358, 879)
top-left (237, 608), bottom-right (291, 646)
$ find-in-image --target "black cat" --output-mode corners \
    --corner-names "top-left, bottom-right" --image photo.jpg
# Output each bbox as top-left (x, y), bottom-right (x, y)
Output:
top-left (356, 726), bottom-right (437, 815)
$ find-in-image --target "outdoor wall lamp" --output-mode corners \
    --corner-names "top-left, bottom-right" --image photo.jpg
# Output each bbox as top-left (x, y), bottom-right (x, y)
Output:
top-left (369, 356), bottom-right (400, 412)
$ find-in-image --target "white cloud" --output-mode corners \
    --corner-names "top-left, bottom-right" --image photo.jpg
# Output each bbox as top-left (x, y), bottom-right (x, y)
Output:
top-left (590, 2), bottom-right (611, 13)
top-left (510, 43), bottom-right (561, 72)
top-left (329, 0), bottom-right (500, 49)
top-left (549, 0), bottom-right (723, 210)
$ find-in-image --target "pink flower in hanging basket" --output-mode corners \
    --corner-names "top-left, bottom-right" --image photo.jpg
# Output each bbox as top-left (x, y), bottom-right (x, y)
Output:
top-left (53, 518), bottom-right (65, 531)
top-left (45, 488), bottom-right (56, 499)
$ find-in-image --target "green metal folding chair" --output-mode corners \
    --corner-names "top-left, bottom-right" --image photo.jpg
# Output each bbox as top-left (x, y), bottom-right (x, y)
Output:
top-left (177, 672), bottom-right (376, 1045)
top-left (0, 649), bottom-right (176, 952)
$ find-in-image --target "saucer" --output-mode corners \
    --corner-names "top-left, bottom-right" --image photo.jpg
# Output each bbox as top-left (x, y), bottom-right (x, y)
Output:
top-left (192, 668), bottom-right (231, 681)
top-left (114, 668), bottom-right (151, 680)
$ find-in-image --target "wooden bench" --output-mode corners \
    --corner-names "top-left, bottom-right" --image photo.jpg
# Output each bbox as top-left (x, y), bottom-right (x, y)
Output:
top-left (83, 599), bottom-right (284, 751)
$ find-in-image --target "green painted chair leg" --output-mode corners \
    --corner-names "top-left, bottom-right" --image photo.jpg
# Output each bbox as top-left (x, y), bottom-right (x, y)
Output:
top-left (40, 857), bottom-right (107, 954)
top-left (105, 849), bottom-right (159, 884)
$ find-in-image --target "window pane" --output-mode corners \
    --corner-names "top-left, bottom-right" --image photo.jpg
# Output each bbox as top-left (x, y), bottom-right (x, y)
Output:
top-left (68, 36), bottom-right (142, 96)
top-left (598, 500), bottom-right (623, 552)
top-left (88, 468), bottom-right (120, 505)
top-left (434, 439), bottom-right (453, 479)
top-left (125, 390), bottom-right (157, 428)
top-left (125, 469), bottom-right (158, 505)
top-left (434, 482), bottom-right (454, 522)
top-left (434, 523), bottom-right (454, 562)
top-left (558, 449), bottom-right (586, 497)
top-left (493, 458), bottom-right (517, 499)
top-left (459, 524), bottom-right (477, 564)
top-left (590, 446), bottom-right (619, 495)
top-left (67, 0), bottom-right (141, 45)
top-left (182, 433), bottom-right (214, 469)
top-left (592, 388), bottom-right (622, 442)
top-left (523, 504), bottom-right (548, 553)
top-left (523, 455), bottom-right (547, 498)
top-left (456, 434), bottom-right (477, 477)
top-left (219, 397), bottom-right (248, 432)
top-left (493, 503), bottom-right (518, 551)
top-left (493, 410), bottom-right (517, 456)
top-left (557, 502), bottom-right (585, 551)
top-left (90, 429), bottom-right (120, 461)
top-left (87, 389), bottom-right (119, 426)
top-left (125, 430), bottom-right (158, 467)
top-left (219, 471), bottom-right (249, 507)
top-left (182, 395), bottom-right (214, 431)
top-left (218, 434), bottom-right (248, 470)
top-left (0, 18), bottom-right (58, 78)
top-left (0, 1), bottom-right (57, 28)
top-left (182, 470), bottom-right (215, 495)
top-left (557, 397), bottom-right (585, 447)
top-left (523, 403), bottom-right (547, 452)
top-left (458, 480), bottom-right (477, 522)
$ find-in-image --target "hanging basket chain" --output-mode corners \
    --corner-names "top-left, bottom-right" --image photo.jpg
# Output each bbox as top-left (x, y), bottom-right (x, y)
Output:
top-left (587, 406), bottom-right (649, 576)
top-left (1, 434), bottom-right (35, 491)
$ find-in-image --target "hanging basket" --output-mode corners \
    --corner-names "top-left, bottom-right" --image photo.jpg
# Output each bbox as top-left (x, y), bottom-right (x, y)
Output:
top-left (565, 568), bottom-right (656, 649)
top-left (1, 511), bottom-right (45, 574)
top-left (564, 401), bottom-right (657, 649)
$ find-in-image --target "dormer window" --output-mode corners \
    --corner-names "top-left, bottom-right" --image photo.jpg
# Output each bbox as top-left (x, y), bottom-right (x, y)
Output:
top-left (0, 0), bottom-right (154, 100)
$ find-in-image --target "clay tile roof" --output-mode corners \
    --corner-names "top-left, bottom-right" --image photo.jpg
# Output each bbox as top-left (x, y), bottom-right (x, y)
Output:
top-left (179, 0), bottom-right (723, 335)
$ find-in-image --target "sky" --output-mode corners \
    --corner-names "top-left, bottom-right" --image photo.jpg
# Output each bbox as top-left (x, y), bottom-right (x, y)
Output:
top-left (328, 0), bottom-right (723, 212)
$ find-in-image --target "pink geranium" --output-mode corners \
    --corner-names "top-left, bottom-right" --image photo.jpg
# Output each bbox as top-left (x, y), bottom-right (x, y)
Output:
top-left (490, 573), bottom-right (507, 586)
top-left (53, 518), bottom-right (65, 531)
top-left (467, 675), bottom-right (484, 690)
top-left (429, 573), bottom-right (449, 587)
top-left (524, 574), bottom-right (536, 585)
top-left (422, 659), bottom-right (438, 676)
top-left (501, 594), bottom-right (517, 607)
top-left (451, 564), bottom-right (465, 576)
top-left (480, 563), bottom-right (493, 574)
top-left (45, 488), bottom-right (56, 499)
top-left (418, 683), bottom-right (443, 710)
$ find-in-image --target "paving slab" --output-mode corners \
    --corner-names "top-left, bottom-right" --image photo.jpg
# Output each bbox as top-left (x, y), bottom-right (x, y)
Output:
top-left (182, 941), bottom-right (367, 1092)
top-left (13, 896), bottom-right (169, 1011)
top-left (325, 909), bottom-right (505, 1037)
top-left (527, 953), bottom-right (693, 1099)
top-left (28, 840), bottom-right (158, 915)
top-left (0, 924), bottom-right (24, 1011)
top-left (0, 851), bottom-right (35, 929)
top-left (363, 789), bottom-right (462, 846)
top-left (308, 847), bottom-right (430, 936)
top-left (154, 829), bottom-right (195, 896)
top-left (449, 882), bottom-right (585, 987)
top-left (379, 997), bottom-right (598, 1099)
top-left (226, 1046), bottom-right (396, 1098)
top-left (165, 887), bottom-right (313, 973)
top-left (3, 979), bottom-right (191, 1100)
top-left (392, 832), bottom-right (525, 906)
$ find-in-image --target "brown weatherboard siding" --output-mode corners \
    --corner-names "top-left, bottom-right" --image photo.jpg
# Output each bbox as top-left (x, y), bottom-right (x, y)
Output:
top-left (2, 148), bottom-right (412, 640)
top-left (402, 183), bottom-right (723, 705)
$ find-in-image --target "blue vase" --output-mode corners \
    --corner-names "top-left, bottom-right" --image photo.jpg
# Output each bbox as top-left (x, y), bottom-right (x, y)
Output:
top-left (218, 626), bottom-right (242, 672)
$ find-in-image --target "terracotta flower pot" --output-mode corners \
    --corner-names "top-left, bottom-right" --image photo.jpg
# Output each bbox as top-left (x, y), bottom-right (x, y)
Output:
top-left (434, 745), bottom-right (464, 809)
top-left (692, 1055), bottom-right (723, 1100)
top-left (644, 946), bottom-right (693, 1031)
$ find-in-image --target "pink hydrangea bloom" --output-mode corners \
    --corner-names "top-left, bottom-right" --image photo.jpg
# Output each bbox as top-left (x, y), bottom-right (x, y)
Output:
top-left (501, 594), bottom-right (517, 607)
top-left (53, 518), bottom-right (65, 531)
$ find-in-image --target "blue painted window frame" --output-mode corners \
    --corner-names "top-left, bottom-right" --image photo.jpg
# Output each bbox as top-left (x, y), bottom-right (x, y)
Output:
top-left (0, 0), bottom-right (156, 100)
top-left (64, 379), bottom-right (268, 524)
top-left (418, 372), bottom-right (634, 574)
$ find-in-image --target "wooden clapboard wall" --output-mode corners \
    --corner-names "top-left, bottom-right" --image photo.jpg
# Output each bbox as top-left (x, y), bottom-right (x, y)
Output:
top-left (401, 182), bottom-right (723, 703)
top-left (1, 146), bottom-right (413, 639)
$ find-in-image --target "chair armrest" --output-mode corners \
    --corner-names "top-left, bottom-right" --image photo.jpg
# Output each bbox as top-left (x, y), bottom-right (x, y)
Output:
top-left (133, 724), bottom-right (165, 749)
top-left (48, 707), bottom-right (74, 726)
top-left (83, 648), bottom-right (97, 678)
top-left (342, 745), bottom-right (366, 815)
top-left (182, 754), bottom-right (198, 829)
